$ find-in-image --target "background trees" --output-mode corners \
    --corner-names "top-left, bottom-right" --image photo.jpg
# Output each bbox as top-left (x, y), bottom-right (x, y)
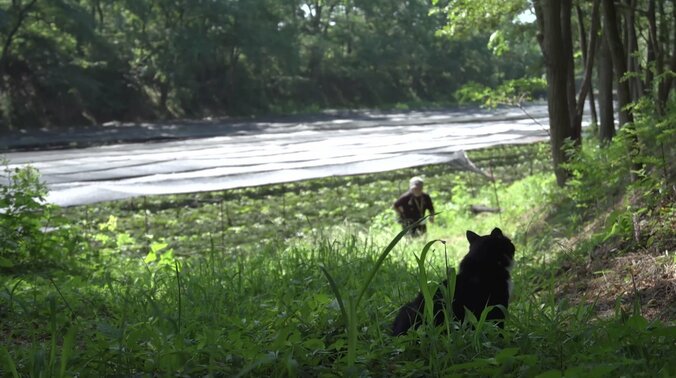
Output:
top-left (0, 0), bottom-right (542, 130)
top-left (439, 0), bottom-right (674, 185)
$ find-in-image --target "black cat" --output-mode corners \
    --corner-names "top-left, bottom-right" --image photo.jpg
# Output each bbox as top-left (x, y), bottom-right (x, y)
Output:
top-left (392, 227), bottom-right (515, 336)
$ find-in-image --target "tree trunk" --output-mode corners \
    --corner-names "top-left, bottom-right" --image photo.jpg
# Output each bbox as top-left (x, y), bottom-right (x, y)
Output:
top-left (227, 47), bottom-right (239, 110)
top-left (588, 72), bottom-right (599, 127)
top-left (602, 0), bottom-right (643, 181)
top-left (576, 3), bottom-right (599, 126)
top-left (645, 0), bottom-right (659, 99)
top-left (535, 0), bottom-right (574, 186)
top-left (598, 32), bottom-right (615, 143)
top-left (159, 81), bottom-right (169, 115)
top-left (0, 88), bottom-right (10, 132)
top-left (657, 0), bottom-right (675, 109)
top-left (624, 0), bottom-right (643, 101)
top-left (601, 0), bottom-right (633, 126)
top-left (574, 0), bottom-right (600, 142)
top-left (561, 0), bottom-right (578, 143)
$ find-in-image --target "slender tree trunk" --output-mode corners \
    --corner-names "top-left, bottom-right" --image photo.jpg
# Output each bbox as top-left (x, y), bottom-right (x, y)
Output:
top-left (601, 0), bottom-right (633, 126)
top-left (625, 0), bottom-right (643, 101)
top-left (588, 72), bottom-right (599, 127)
top-left (227, 47), bottom-right (239, 110)
top-left (561, 0), bottom-right (578, 143)
top-left (159, 79), bottom-right (169, 115)
top-left (646, 0), bottom-right (659, 99)
top-left (535, 0), bottom-right (574, 186)
top-left (602, 0), bottom-right (644, 181)
top-left (657, 0), bottom-right (676, 108)
top-left (96, 1), bottom-right (104, 26)
top-left (574, 0), bottom-right (600, 142)
top-left (0, 87), bottom-right (10, 132)
top-left (576, 3), bottom-right (599, 125)
top-left (598, 32), bottom-right (615, 143)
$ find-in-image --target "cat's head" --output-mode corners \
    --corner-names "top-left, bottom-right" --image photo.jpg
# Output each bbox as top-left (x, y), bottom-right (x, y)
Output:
top-left (465, 227), bottom-right (515, 270)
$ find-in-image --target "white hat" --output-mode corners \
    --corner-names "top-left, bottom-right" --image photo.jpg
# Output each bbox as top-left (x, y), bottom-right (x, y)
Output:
top-left (409, 176), bottom-right (424, 188)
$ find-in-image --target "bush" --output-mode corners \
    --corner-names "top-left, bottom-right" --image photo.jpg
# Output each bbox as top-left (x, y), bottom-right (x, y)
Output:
top-left (562, 96), bottom-right (675, 243)
top-left (0, 163), bottom-right (71, 268)
top-left (454, 77), bottom-right (547, 107)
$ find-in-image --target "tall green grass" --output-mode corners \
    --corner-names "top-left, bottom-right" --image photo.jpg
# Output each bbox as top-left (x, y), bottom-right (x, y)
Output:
top-left (2, 142), bottom-right (675, 376)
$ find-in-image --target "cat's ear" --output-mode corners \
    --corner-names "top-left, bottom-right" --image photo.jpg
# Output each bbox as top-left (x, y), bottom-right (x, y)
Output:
top-left (466, 230), bottom-right (480, 243)
top-left (491, 228), bottom-right (503, 237)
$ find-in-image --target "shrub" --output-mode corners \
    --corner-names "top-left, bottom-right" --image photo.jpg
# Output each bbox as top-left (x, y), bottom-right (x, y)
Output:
top-left (0, 163), bottom-right (70, 268)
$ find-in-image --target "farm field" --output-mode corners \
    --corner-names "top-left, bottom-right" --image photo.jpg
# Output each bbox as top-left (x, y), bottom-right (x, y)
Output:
top-left (1, 142), bottom-right (674, 377)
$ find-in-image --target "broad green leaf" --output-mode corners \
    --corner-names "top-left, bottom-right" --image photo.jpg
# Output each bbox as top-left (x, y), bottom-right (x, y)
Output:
top-left (144, 251), bottom-right (157, 264)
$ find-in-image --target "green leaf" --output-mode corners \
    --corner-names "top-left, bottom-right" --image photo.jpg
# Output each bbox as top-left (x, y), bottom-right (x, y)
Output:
top-left (150, 242), bottom-right (168, 253)
top-left (495, 347), bottom-right (519, 364)
top-left (59, 326), bottom-right (76, 378)
top-left (302, 338), bottom-right (325, 351)
top-left (116, 232), bottom-right (135, 246)
top-left (159, 249), bottom-right (175, 267)
top-left (0, 346), bottom-right (19, 378)
top-left (626, 314), bottom-right (648, 331)
top-left (0, 256), bottom-right (14, 268)
top-left (144, 251), bottom-right (157, 264)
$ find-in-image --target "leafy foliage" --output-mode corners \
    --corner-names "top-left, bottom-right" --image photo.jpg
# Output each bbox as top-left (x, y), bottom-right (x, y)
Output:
top-left (455, 77), bottom-right (547, 107)
top-left (0, 163), bottom-right (74, 268)
top-left (0, 0), bottom-right (543, 130)
top-left (563, 97), bottom-right (676, 245)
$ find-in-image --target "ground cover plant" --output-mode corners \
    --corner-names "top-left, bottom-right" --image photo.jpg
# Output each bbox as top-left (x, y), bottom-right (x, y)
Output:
top-left (1, 131), bottom-right (675, 376)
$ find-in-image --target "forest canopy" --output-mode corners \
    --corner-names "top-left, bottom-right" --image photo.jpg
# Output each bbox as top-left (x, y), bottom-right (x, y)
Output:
top-left (0, 0), bottom-right (542, 130)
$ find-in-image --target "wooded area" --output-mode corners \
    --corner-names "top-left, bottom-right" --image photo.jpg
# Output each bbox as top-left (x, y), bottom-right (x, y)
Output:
top-left (533, 0), bottom-right (675, 184)
top-left (0, 0), bottom-right (541, 131)
top-left (430, 0), bottom-right (675, 185)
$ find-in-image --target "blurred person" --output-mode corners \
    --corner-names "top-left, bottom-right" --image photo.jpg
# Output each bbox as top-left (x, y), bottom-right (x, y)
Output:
top-left (393, 176), bottom-right (435, 236)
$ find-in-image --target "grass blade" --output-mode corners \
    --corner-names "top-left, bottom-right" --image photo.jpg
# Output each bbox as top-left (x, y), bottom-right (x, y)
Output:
top-left (319, 265), bottom-right (348, 323)
top-left (347, 297), bottom-right (358, 368)
top-left (175, 261), bottom-right (182, 333)
top-left (321, 220), bottom-right (425, 369)
top-left (59, 326), bottom-right (76, 378)
top-left (443, 267), bottom-right (457, 332)
top-left (417, 239), bottom-right (442, 326)
top-left (48, 295), bottom-right (58, 375)
top-left (355, 217), bottom-right (425, 306)
top-left (0, 346), bottom-right (19, 378)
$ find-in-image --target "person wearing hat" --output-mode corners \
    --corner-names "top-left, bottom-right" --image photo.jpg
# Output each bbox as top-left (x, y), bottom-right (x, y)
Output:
top-left (393, 176), bottom-right (435, 236)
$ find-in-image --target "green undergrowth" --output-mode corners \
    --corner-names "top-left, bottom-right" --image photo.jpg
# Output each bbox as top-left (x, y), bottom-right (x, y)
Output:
top-left (1, 135), bottom-right (675, 376)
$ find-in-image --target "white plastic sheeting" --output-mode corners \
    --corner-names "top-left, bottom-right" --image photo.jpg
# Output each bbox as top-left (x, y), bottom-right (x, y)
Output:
top-left (2, 104), bottom-right (562, 207)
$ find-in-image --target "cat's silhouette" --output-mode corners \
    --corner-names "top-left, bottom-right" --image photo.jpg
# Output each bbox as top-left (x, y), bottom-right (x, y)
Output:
top-left (392, 227), bottom-right (515, 335)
